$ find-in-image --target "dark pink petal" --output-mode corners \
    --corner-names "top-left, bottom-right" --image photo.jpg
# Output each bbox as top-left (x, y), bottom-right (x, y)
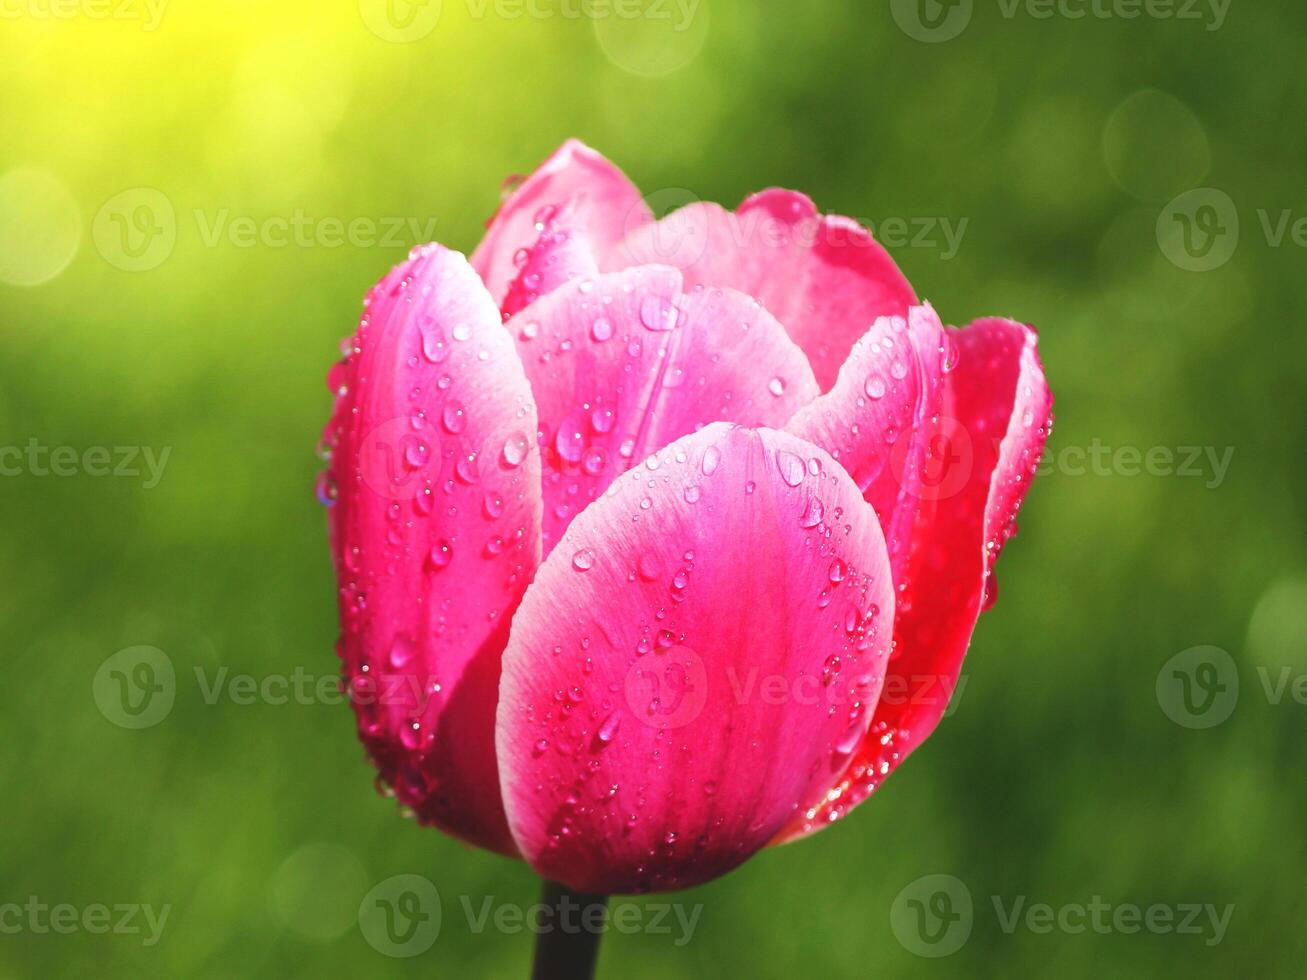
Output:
top-left (777, 317), bottom-right (1052, 841)
top-left (607, 190), bottom-right (917, 390)
top-left (505, 268), bottom-right (820, 553)
top-left (471, 140), bottom-right (650, 308)
top-left (786, 305), bottom-right (951, 587)
top-left (496, 425), bottom-right (894, 893)
top-left (321, 244), bottom-right (542, 855)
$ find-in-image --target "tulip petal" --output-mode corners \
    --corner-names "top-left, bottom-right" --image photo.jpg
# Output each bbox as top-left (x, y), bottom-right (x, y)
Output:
top-left (777, 317), bottom-right (1052, 840)
top-left (472, 140), bottom-right (651, 308)
top-left (608, 190), bottom-right (917, 390)
top-left (786, 305), bottom-right (951, 587)
top-left (500, 205), bottom-right (601, 320)
top-left (496, 424), bottom-right (895, 893)
top-left (506, 268), bottom-right (820, 553)
top-left (322, 244), bottom-right (542, 854)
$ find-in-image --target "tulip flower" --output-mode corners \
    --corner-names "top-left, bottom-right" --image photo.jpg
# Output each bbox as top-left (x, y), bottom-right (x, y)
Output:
top-left (319, 140), bottom-right (1052, 974)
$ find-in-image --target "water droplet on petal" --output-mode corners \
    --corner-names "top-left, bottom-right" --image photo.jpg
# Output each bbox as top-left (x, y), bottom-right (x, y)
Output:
top-left (555, 415), bottom-right (587, 463)
top-left (768, 377), bottom-right (786, 397)
top-left (799, 497), bottom-right (824, 528)
top-left (596, 710), bottom-right (622, 745)
top-left (502, 432), bottom-right (529, 467)
top-left (590, 406), bottom-right (615, 434)
top-left (315, 471), bottom-right (338, 506)
top-left (701, 445), bottom-right (721, 476)
top-left (776, 450), bottom-right (804, 487)
top-left (442, 401), bottom-right (467, 434)
top-left (428, 540), bottom-right (454, 570)
top-left (388, 633), bottom-right (416, 668)
top-left (572, 548), bottom-right (596, 571)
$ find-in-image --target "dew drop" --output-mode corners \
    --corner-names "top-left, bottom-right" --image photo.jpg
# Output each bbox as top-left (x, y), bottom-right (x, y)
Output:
top-left (590, 406), bottom-right (616, 434)
top-left (428, 540), bottom-right (453, 570)
top-left (314, 470), bottom-right (338, 506)
top-left (776, 450), bottom-right (804, 487)
top-left (388, 633), bottom-right (416, 668)
top-left (799, 497), bottom-right (824, 528)
top-left (701, 445), bottom-right (721, 476)
top-left (572, 548), bottom-right (596, 571)
top-left (596, 711), bottom-right (622, 745)
top-left (442, 401), bottom-right (467, 434)
top-left (502, 432), bottom-right (529, 467)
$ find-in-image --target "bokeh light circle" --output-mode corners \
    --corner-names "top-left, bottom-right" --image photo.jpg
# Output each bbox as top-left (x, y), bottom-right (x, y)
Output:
top-left (0, 168), bottom-right (82, 287)
top-left (593, 0), bottom-right (711, 78)
top-left (1103, 89), bottom-right (1210, 202)
top-left (271, 842), bottom-right (370, 942)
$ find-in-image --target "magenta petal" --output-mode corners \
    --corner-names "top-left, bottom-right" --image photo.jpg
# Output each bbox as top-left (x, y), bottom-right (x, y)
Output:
top-left (495, 424), bottom-right (895, 893)
top-left (471, 140), bottom-right (650, 308)
top-left (778, 317), bottom-right (1052, 840)
top-left (506, 268), bottom-right (820, 553)
top-left (322, 244), bottom-right (542, 854)
top-left (787, 305), bottom-right (950, 586)
top-left (607, 190), bottom-right (917, 390)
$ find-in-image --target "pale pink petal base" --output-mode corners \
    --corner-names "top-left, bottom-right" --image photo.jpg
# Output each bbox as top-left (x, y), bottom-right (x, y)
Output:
top-left (496, 425), bottom-right (895, 893)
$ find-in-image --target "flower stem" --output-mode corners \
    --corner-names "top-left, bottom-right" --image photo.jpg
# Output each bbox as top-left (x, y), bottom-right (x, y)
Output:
top-left (530, 879), bottom-right (609, 980)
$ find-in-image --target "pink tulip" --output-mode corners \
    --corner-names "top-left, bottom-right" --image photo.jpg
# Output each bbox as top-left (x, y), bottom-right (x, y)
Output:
top-left (320, 141), bottom-right (1053, 899)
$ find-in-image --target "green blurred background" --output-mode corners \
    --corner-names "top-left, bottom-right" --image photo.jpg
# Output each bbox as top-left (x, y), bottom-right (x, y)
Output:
top-left (3, 0), bottom-right (1305, 976)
